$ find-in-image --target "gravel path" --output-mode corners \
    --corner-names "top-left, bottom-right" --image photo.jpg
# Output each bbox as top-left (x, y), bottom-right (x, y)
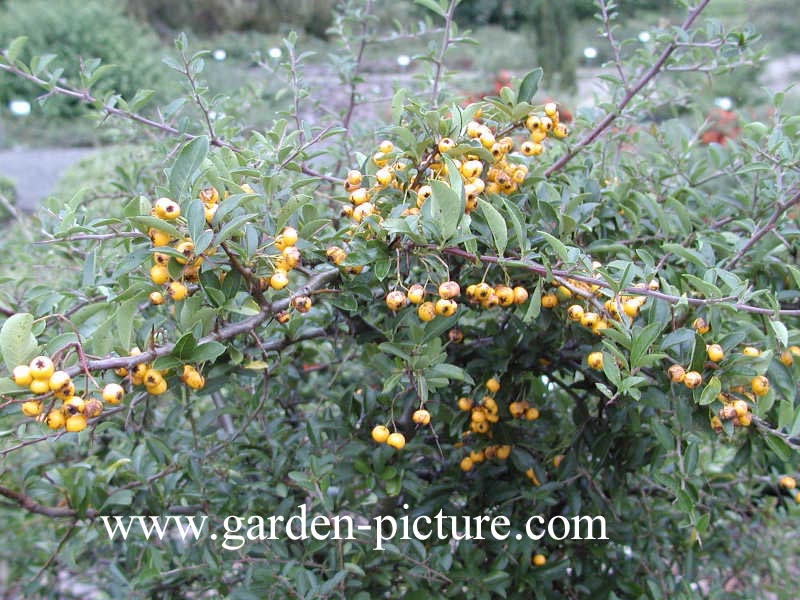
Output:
top-left (0, 147), bottom-right (93, 211)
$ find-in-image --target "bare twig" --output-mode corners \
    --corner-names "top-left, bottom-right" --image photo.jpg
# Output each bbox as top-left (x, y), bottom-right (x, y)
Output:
top-left (545, 0), bottom-right (711, 177)
top-left (430, 0), bottom-right (459, 105)
top-left (724, 188), bottom-right (800, 270)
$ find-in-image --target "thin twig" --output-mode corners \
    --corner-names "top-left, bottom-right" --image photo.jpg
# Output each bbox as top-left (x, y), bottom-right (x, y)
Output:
top-left (544, 0), bottom-right (711, 177)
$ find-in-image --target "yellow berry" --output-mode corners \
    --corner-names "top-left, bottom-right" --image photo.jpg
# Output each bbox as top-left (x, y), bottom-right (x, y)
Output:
top-left (460, 456), bottom-right (474, 471)
top-left (412, 409), bottom-right (431, 425)
top-left (378, 140), bottom-right (394, 154)
top-left (269, 270), bottom-right (290, 291)
top-left (407, 284), bottom-right (425, 305)
top-left (742, 346), bottom-right (761, 357)
top-left (779, 476), bottom-right (797, 490)
top-left (102, 383), bottom-right (125, 405)
top-left (434, 298), bottom-right (458, 317)
top-left (21, 400), bottom-right (43, 417)
top-left (692, 317), bottom-right (710, 334)
top-left (706, 344), bottom-right (724, 362)
top-left (12, 365), bottom-right (33, 386)
top-left (46, 409), bottom-right (66, 430)
top-left (29, 356), bottom-right (55, 380)
top-left (532, 554), bottom-right (546, 567)
top-left (417, 301), bottom-right (436, 322)
top-left (683, 371), bottom-right (703, 389)
top-left (167, 281), bottom-right (188, 301)
top-left (150, 264), bottom-right (170, 285)
top-left (541, 293), bottom-right (558, 309)
top-left (667, 365), bottom-right (686, 383)
top-left (587, 352), bottom-right (604, 370)
top-left (371, 425), bottom-right (390, 443)
top-left (750, 375), bottom-right (769, 397)
top-left (291, 295), bottom-right (312, 313)
top-left (65, 414), bottom-right (87, 433)
top-left (48, 370), bottom-right (72, 393)
top-left (386, 432), bottom-right (406, 450)
top-left (567, 305), bottom-right (584, 322)
top-left (29, 379), bottom-right (50, 395)
top-left (457, 397), bottom-right (473, 411)
top-left (438, 281), bottom-right (461, 300)
top-left (153, 197), bottom-right (181, 220)
top-left (485, 378), bottom-right (500, 393)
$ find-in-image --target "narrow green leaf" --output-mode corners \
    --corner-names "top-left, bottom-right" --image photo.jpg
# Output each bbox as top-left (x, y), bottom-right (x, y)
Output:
top-left (276, 194), bottom-right (311, 232)
top-left (478, 199), bottom-right (508, 257)
top-left (186, 199), bottom-right (205, 244)
top-left (429, 180), bottom-right (463, 242)
top-left (189, 341), bottom-right (227, 363)
top-left (169, 135), bottom-right (209, 201)
top-left (414, 0), bottom-right (446, 17)
top-left (538, 230), bottom-right (569, 263)
top-left (517, 68), bottom-right (543, 103)
top-left (6, 36), bottom-right (28, 64)
top-left (697, 376), bottom-right (721, 405)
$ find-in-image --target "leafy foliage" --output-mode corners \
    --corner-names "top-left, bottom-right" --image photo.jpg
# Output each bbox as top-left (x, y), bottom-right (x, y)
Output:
top-left (0, 1), bottom-right (799, 598)
top-left (0, 0), bottom-right (164, 116)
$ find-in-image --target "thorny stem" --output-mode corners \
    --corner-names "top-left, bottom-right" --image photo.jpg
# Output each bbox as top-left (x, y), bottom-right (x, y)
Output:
top-left (0, 53), bottom-right (239, 152)
top-left (430, 0), bottom-right (459, 106)
top-left (544, 0), bottom-right (711, 177)
top-left (435, 245), bottom-right (800, 316)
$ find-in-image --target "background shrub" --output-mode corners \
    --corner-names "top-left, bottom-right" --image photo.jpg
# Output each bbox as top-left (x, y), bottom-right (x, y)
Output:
top-left (0, 0), bottom-right (164, 117)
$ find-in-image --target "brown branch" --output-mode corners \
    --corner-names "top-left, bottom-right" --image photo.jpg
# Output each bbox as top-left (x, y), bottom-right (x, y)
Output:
top-left (430, 0), bottom-right (459, 105)
top-left (0, 54), bottom-right (239, 152)
top-left (0, 484), bottom-right (90, 518)
top-left (60, 268), bottom-right (340, 378)
top-left (437, 245), bottom-right (800, 316)
top-left (544, 0), bottom-right (711, 177)
top-left (724, 188), bottom-right (800, 270)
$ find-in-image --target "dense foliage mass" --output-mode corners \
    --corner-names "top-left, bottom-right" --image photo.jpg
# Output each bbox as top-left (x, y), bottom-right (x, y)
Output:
top-left (0, 0), bottom-right (164, 116)
top-left (0, 1), bottom-right (798, 598)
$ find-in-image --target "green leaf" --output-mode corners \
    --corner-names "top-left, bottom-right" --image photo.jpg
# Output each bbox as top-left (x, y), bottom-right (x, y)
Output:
top-left (173, 332), bottom-right (198, 360)
top-left (517, 68), bottom-right (543, 103)
top-left (630, 322), bottom-right (663, 368)
top-left (538, 230), bottom-right (569, 263)
top-left (129, 216), bottom-right (182, 238)
top-left (764, 432), bottom-right (792, 462)
top-left (186, 199), bottom-right (206, 244)
top-left (169, 136), bottom-right (209, 201)
top-left (102, 489), bottom-right (134, 510)
top-left (697, 376), bottom-right (721, 405)
top-left (429, 180), bottom-right (463, 243)
top-left (478, 199), bottom-right (508, 257)
top-left (6, 36), bottom-right (28, 64)
top-left (189, 341), bottom-right (227, 363)
top-left (0, 313), bottom-right (38, 372)
top-left (414, 0), bottom-right (446, 18)
top-left (602, 352), bottom-right (621, 387)
top-left (276, 194), bottom-right (311, 232)
top-left (769, 320), bottom-right (789, 348)
top-left (689, 333), bottom-right (707, 373)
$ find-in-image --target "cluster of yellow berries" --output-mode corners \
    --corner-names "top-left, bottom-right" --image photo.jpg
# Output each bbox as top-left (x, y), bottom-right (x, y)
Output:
top-left (520, 102), bottom-right (568, 156)
top-left (458, 441), bottom-right (512, 472)
top-left (778, 475), bottom-right (800, 504)
top-left (11, 355), bottom-right (123, 432)
top-left (324, 245), bottom-right (363, 275)
top-left (666, 364), bottom-right (704, 390)
top-left (115, 347), bottom-right (205, 394)
top-left (667, 328), bottom-right (779, 431)
top-left (464, 281), bottom-right (529, 310)
top-left (370, 424), bottom-right (407, 450)
top-left (259, 226), bottom-right (305, 295)
top-left (384, 280), bottom-right (463, 321)
top-left (148, 194), bottom-right (196, 304)
top-left (341, 104), bottom-right (569, 224)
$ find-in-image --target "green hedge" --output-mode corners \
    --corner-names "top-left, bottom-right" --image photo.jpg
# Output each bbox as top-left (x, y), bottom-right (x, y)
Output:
top-left (0, 0), bottom-right (165, 117)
